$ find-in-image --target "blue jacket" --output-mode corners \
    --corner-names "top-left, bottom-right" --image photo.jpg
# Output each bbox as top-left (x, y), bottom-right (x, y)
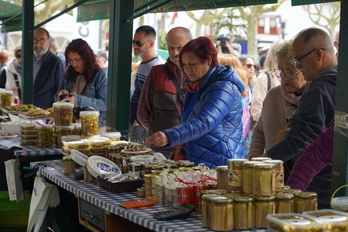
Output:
top-left (56, 69), bottom-right (107, 127)
top-left (163, 65), bottom-right (246, 168)
top-left (35, 51), bottom-right (65, 109)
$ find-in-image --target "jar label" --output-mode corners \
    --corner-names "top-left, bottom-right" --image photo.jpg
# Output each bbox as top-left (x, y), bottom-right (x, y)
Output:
top-left (275, 170), bottom-right (284, 191)
top-left (228, 169), bottom-right (242, 188)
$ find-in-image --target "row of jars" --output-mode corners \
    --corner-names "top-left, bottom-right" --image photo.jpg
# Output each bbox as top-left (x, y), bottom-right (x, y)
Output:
top-left (201, 190), bottom-right (318, 231)
top-left (53, 102), bottom-right (99, 136)
top-left (216, 157), bottom-right (284, 197)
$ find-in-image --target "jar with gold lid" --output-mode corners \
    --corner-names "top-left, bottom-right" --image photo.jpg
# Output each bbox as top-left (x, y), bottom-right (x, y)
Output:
top-left (253, 163), bottom-right (275, 197)
top-left (228, 159), bottom-right (248, 191)
top-left (275, 193), bottom-right (294, 213)
top-left (294, 192), bottom-right (318, 213)
top-left (233, 196), bottom-right (254, 230)
top-left (216, 165), bottom-right (228, 190)
top-left (264, 159), bottom-right (284, 192)
top-left (254, 196), bottom-right (275, 228)
top-left (250, 157), bottom-right (272, 162)
top-left (283, 188), bottom-right (301, 196)
top-left (242, 161), bottom-right (262, 194)
top-left (63, 156), bottom-right (75, 174)
top-left (210, 196), bottom-right (234, 231)
top-left (201, 194), bottom-right (219, 228)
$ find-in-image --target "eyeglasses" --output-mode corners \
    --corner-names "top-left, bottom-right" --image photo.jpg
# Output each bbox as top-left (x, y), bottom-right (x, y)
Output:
top-left (244, 64), bottom-right (257, 69)
top-left (15, 54), bottom-right (21, 59)
top-left (132, 40), bottom-right (144, 47)
top-left (294, 48), bottom-right (326, 64)
top-left (275, 69), bottom-right (300, 79)
top-left (34, 38), bottom-right (48, 45)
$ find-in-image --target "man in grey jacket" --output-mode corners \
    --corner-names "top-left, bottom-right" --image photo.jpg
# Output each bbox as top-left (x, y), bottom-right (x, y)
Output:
top-left (263, 28), bottom-right (338, 209)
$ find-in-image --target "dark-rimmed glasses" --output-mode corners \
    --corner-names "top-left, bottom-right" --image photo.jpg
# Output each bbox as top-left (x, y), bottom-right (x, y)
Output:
top-left (294, 48), bottom-right (326, 64)
top-left (244, 64), bottom-right (257, 69)
top-left (275, 69), bottom-right (300, 79)
top-left (34, 38), bottom-right (48, 45)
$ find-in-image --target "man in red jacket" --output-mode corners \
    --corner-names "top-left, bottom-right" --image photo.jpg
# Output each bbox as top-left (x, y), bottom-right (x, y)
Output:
top-left (137, 27), bottom-right (192, 158)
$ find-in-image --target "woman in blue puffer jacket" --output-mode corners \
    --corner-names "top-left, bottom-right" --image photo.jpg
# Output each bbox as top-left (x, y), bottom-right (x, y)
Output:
top-left (147, 36), bottom-right (246, 168)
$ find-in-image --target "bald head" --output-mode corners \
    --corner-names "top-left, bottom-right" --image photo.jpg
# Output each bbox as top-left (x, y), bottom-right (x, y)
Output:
top-left (166, 27), bottom-right (192, 67)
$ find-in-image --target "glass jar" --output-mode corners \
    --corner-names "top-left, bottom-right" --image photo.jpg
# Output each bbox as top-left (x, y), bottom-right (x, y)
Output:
top-left (56, 125), bottom-right (74, 148)
top-left (253, 163), bottom-right (275, 197)
top-left (63, 156), bottom-right (75, 174)
top-left (210, 196), bottom-right (234, 232)
top-left (228, 159), bottom-right (248, 191)
top-left (254, 196), bottom-right (275, 228)
top-left (250, 157), bottom-right (272, 162)
top-left (0, 90), bottom-right (13, 108)
top-left (36, 124), bottom-right (53, 147)
top-left (201, 194), bottom-right (219, 228)
top-left (53, 102), bottom-right (74, 126)
top-left (83, 163), bottom-right (95, 182)
top-left (264, 159), bottom-right (284, 192)
top-left (233, 196), bottom-right (254, 230)
top-left (216, 165), bottom-right (228, 190)
top-left (294, 192), bottom-right (318, 213)
top-left (80, 111), bottom-right (99, 136)
top-left (283, 188), bottom-right (302, 195)
top-left (242, 161), bottom-right (262, 194)
top-left (275, 193), bottom-right (294, 213)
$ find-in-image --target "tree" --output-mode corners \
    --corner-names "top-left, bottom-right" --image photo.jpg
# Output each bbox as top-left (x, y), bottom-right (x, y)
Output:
top-left (186, 9), bottom-right (227, 37)
top-left (302, 2), bottom-right (340, 39)
top-left (12, 0), bottom-right (75, 25)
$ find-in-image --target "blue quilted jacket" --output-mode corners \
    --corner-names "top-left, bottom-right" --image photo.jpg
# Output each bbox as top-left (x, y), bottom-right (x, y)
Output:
top-left (163, 65), bottom-right (246, 168)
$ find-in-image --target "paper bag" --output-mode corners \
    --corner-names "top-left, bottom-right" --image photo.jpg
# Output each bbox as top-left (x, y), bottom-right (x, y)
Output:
top-left (5, 156), bottom-right (24, 202)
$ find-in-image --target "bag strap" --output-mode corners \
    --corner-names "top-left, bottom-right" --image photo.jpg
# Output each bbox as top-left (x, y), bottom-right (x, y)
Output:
top-left (13, 74), bottom-right (21, 101)
top-left (163, 63), bottom-right (185, 104)
top-left (266, 72), bottom-right (271, 91)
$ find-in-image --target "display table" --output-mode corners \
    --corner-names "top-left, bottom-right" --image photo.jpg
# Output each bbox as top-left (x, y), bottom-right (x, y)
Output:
top-left (30, 159), bottom-right (269, 232)
top-left (0, 136), bottom-right (62, 158)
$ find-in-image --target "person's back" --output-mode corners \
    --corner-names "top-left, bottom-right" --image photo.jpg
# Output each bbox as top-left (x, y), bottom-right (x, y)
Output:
top-left (266, 27), bottom-right (338, 209)
top-left (129, 25), bottom-right (162, 144)
top-left (33, 28), bottom-right (64, 109)
top-left (137, 27), bottom-right (192, 157)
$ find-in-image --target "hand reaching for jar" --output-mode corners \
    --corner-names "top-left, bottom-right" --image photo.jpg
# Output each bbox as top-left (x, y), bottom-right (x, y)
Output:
top-left (146, 131), bottom-right (169, 147)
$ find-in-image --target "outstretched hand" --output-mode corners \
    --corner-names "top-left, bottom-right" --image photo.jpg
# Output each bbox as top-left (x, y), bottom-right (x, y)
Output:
top-left (146, 131), bottom-right (169, 147)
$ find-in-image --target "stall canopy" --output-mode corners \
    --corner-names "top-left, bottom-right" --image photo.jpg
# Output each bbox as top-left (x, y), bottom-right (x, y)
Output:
top-left (0, 0), bottom-right (21, 32)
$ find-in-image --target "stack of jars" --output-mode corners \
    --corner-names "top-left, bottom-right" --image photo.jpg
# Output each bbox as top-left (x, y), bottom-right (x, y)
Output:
top-left (210, 157), bottom-right (318, 230)
top-left (20, 123), bottom-right (37, 146)
top-left (53, 102), bottom-right (74, 146)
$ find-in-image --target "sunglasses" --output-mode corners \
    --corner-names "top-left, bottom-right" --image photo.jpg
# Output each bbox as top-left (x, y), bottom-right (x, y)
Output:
top-left (132, 40), bottom-right (144, 47)
top-left (244, 64), bottom-right (257, 69)
top-left (15, 54), bottom-right (21, 59)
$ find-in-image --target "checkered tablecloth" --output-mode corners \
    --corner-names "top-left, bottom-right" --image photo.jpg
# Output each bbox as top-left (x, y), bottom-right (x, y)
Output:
top-left (30, 159), bottom-right (269, 232)
top-left (0, 137), bottom-right (62, 158)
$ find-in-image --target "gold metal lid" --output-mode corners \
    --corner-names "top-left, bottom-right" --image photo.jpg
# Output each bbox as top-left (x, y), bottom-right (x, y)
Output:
top-left (250, 157), bottom-right (272, 162)
top-left (234, 195), bottom-right (254, 202)
top-left (243, 161), bottom-right (263, 167)
top-left (296, 192), bottom-right (317, 198)
top-left (253, 163), bottom-right (275, 169)
top-left (255, 196), bottom-right (275, 201)
top-left (275, 193), bottom-right (294, 200)
top-left (211, 196), bottom-right (233, 203)
top-left (216, 165), bottom-right (228, 170)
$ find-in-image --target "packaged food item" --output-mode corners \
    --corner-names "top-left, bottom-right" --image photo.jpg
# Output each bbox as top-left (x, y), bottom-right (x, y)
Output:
top-left (36, 123), bottom-right (53, 147)
top-left (62, 140), bottom-right (89, 150)
top-left (80, 111), bottom-right (99, 136)
top-left (242, 161), bottom-right (262, 194)
top-left (20, 140), bottom-right (37, 146)
top-left (304, 209), bottom-right (348, 231)
top-left (294, 192), bottom-right (317, 213)
top-left (331, 196), bottom-right (348, 212)
top-left (72, 123), bottom-right (82, 135)
top-left (101, 132), bottom-right (121, 141)
top-left (216, 165), bottom-right (228, 190)
top-left (53, 102), bottom-right (74, 126)
top-left (82, 163), bottom-right (95, 181)
top-left (255, 196), bottom-right (275, 228)
top-left (86, 138), bottom-right (112, 148)
top-left (201, 194), bottom-right (219, 228)
top-left (275, 193), bottom-right (294, 214)
top-left (210, 196), bottom-right (233, 231)
top-left (233, 196), bottom-right (254, 230)
top-left (0, 90), bottom-right (13, 108)
top-left (56, 125), bottom-right (74, 148)
top-left (253, 163), bottom-right (275, 197)
top-left (228, 159), bottom-right (248, 191)
top-left (20, 123), bottom-right (36, 130)
top-left (267, 213), bottom-right (326, 232)
top-left (264, 160), bottom-right (284, 192)
top-left (21, 129), bottom-right (37, 135)
top-left (63, 156), bottom-right (75, 174)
